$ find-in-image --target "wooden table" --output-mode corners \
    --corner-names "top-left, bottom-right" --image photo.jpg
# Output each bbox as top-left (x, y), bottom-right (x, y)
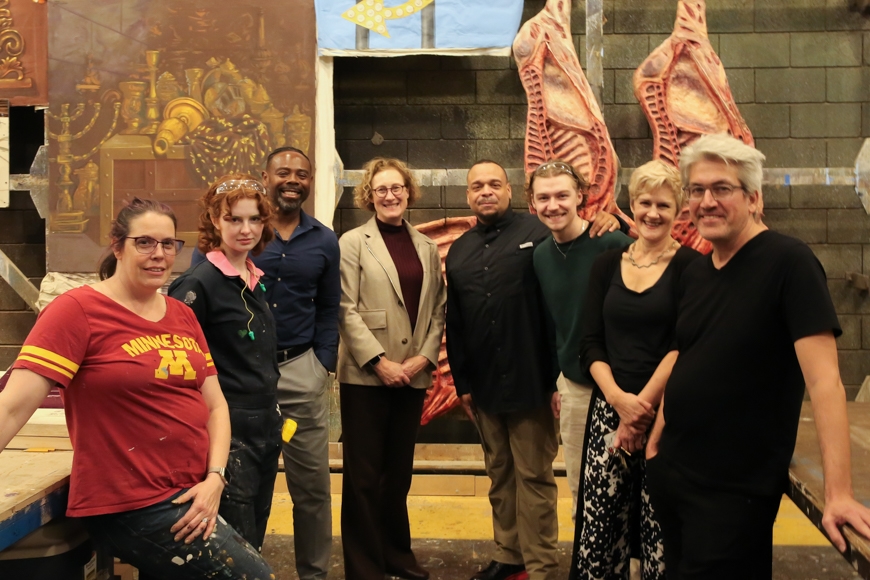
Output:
top-left (0, 409), bottom-right (72, 551)
top-left (789, 402), bottom-right (870, 578)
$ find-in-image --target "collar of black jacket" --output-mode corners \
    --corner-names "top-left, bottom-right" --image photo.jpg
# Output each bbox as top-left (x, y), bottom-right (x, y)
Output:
top-left (476, 206), bottom-right (516, 233)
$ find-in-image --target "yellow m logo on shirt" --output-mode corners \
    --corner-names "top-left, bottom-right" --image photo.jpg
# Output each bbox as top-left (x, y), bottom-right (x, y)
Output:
top-left (155, 349), bottom-right (197, 380)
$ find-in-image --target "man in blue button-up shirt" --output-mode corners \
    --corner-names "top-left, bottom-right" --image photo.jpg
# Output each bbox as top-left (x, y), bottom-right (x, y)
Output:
top-left (192, 147), bottom-right (340, 580)
top-left (258, 147), bottom-right (339, 580)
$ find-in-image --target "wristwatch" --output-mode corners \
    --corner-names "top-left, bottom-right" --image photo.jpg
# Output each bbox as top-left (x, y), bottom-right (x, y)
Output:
top-left (367, 354), bottom-right (384, 367)
top-left (207, 466), bottom-right (228, 486)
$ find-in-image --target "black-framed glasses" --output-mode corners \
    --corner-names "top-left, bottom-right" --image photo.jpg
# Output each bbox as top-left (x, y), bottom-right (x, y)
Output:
top-left (373, 184), bottom-right (407, 198)
top-left (684, 183), bottom-right (744, 201)
top-left (125, 236), bottom-right (185, 255)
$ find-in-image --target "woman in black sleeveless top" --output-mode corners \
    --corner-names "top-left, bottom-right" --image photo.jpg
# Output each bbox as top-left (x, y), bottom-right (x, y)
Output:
top-left (571, 160), bottom-right (701, 580)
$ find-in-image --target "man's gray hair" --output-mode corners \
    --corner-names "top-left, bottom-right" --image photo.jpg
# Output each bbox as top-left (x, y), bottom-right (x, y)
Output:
top-left (679, 133), bottom-right (766, 196)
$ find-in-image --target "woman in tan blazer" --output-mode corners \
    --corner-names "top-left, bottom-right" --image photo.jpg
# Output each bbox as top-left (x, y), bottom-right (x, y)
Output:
top-left (337, 157), bottom-right (446, 580)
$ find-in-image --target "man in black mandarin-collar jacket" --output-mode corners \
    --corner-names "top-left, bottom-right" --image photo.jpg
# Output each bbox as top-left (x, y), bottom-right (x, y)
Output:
top-left (446, 160), bottom-right (621, 580)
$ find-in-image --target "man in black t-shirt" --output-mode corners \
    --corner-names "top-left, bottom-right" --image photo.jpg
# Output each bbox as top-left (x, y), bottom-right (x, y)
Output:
top-left (645, 133), bottom-right (870, 579)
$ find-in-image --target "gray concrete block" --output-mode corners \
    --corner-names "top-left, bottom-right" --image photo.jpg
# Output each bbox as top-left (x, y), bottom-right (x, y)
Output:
top-left (407, 208), bottom-right (447, 226)
top-left (413, 185), bottom-right (444, 209)
top-left (476, 70), bottom-right (527, 105)
top-left (808, 244), bottom-right (862, 278)
top-left (335, 106), bottom-right (375, 141)
top-left (0, 279), bottom-right (27, 311)
top-left (475, 139), bottom-right (525, 170)
top-left (614, 69), bottom-right (637, 105)
top-left (441, 106), bottom-right (510, 140)
top-left (612, 139), bottom-right (654, 169)
top-left (863, 104), bottom-right (870, 136)
top-left (756, 69), bottom-right (826, 103)
top-left (764, 185), bottom-right (791, 209)
top-left (601, 69), bottom-right (616, 105)
top-left (336, 71), bottom-right (407, 106)
top-left (0, 347), bottom-right (21, 371)
top-left (828, 279), bottom-right (870, 314)
top-left (344, 55), bottom-right (440, 73)
top-left (741, 104), bottom-right (790, 139)
top-left (827, 138), bottom-right (864, 167)
top-left (602, 105), bottom-right (650, 139)
top-left (7, 191), bottom-right (37, 211)
top-left (792, 185), bottom-right (863, 209)
top-left (374, 105), bottom-right (442, 140)
top-left (441, 56), bottom-right (511, 71)
top-left (863, 315), bottom-right (870, 349)
top-left (791, 32), bottom-right (863, 67)
top-left (719, 34), bottom-right (790, 68)
top-left (791, 104), bottom-right (862, 138)
top-left (837, 349), bottom-right (870, 385)
top-left (0, 244), bottom-right (45, 277)
top-left (864, 243), bottom-right (870, 274)
top-left (764, 208), bottom-right (828, 243)
top-left (613, 0), bottom-right (676, 34)
top-left (707, 1), bottom-right (756, 33)
top-left (836, 314), bottom-right (863, 349)
top-left (828, 208), bottom-right (870, 243)
top-left (602, 34), bottom-right (650, 69)
top-left (336, 208), bottom-right (371, 235)
top-left (408, 70), bottom-right (476, 105)
top-left (727, 69), bottom-right (755, 104)
top-left (755, 0), bottom-right (827, 32)
top-left (337, 140), bottom-right (409, 169)
top-left (0, 210), bottom-right (45, 244)
top-left (0, 311), bottom-right (36, 343)
top-left (509, 105), bottom-right (527, 140)
top-left (827, 68), bottom-right (870, 103)
top-left (445, 185), bottom-right (469, 210)
top-left (754, 138), bottom-right (827, 167)
top-left (827, 0), bottom-right (870, 31)
top-left (408, 140), bottom-right (476, 169)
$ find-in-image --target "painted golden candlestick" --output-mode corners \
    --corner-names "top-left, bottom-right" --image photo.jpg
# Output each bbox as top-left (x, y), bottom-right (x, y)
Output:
top-left (140, 50), bottom-right (162, 134)
top-left (48, 100), bottom-right (121, 232)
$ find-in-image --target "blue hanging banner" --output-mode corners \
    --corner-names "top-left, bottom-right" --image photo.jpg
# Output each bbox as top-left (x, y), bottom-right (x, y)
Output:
top-left (315, 0), bottom-right (524, 52)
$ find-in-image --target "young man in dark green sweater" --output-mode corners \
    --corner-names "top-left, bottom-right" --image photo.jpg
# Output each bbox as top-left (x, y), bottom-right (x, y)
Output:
top-left (529, 160), bottom-right (632, 521)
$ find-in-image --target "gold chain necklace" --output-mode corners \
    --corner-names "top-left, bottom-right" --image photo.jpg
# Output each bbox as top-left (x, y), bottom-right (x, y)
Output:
top-left (628, 240), bottom-right (677, 269)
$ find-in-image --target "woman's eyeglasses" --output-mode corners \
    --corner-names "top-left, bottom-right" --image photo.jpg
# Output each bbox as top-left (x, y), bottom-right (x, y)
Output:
top-left (125, 236), bottom-right (185, 255)
top-left (373, 184), bottom-right (407, 198)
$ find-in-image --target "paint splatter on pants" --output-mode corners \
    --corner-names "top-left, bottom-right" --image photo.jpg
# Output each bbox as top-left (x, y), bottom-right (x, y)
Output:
top-left (220, 404), bottom-right (282, 551)
top-left (575, 397), bottom-right (665, 580)
top-left (82, 489), bottom-right (274, 580)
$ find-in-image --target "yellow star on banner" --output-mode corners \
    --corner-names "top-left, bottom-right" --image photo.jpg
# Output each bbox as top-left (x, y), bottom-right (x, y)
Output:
top-left (341, 0), bottom-right (436, 38)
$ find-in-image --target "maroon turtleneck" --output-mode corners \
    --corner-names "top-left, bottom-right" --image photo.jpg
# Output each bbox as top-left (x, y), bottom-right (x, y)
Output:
top-left (376, 218), bottom-right (424, 332)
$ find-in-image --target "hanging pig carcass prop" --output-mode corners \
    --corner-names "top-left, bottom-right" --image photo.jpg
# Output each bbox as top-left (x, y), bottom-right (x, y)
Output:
top-left (634, 0), bottom-right (754, 253)
top-left (513, 0), bottom-right (628, 223)
top-left (417, 216), bottom-right (477, 425)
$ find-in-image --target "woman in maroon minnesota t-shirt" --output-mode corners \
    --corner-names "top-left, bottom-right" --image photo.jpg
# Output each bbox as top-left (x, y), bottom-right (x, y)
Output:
top-left (0, 198), bottom-right (273, 579)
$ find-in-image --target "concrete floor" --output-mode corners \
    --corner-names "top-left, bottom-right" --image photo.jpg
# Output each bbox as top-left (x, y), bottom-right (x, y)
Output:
top-left (261, 493), bottom-right (862, 579)
top-left (261, 537), bottom-right (861, 580)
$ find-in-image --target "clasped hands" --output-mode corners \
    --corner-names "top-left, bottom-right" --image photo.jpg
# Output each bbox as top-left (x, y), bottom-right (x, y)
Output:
top-left (373, 355), bottom-right (429, 387)
top-left (610, 391), bottom-right (656, 455)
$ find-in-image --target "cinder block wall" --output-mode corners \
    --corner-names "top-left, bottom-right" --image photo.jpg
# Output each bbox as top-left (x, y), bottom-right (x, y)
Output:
top-left (333, 0), bottom-right (870, 400)
top-left (0, 191), bottom-right (45, 369)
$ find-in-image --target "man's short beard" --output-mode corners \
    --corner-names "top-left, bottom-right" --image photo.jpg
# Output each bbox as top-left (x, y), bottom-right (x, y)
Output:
top-left (275, 196), bottom-right (301, 213)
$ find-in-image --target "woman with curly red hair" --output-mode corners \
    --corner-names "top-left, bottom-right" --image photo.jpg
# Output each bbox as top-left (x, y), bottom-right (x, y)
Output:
top-left (169, 174), bottom-right (281, 552)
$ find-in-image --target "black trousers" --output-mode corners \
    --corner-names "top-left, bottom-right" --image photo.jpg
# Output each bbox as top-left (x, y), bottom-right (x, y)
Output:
top-left (339, 382), bottom-right (426, 580)
top-left (646, 454), bottom-right (781, 580)
top-left (221, 405), bottom-right (283, 551)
